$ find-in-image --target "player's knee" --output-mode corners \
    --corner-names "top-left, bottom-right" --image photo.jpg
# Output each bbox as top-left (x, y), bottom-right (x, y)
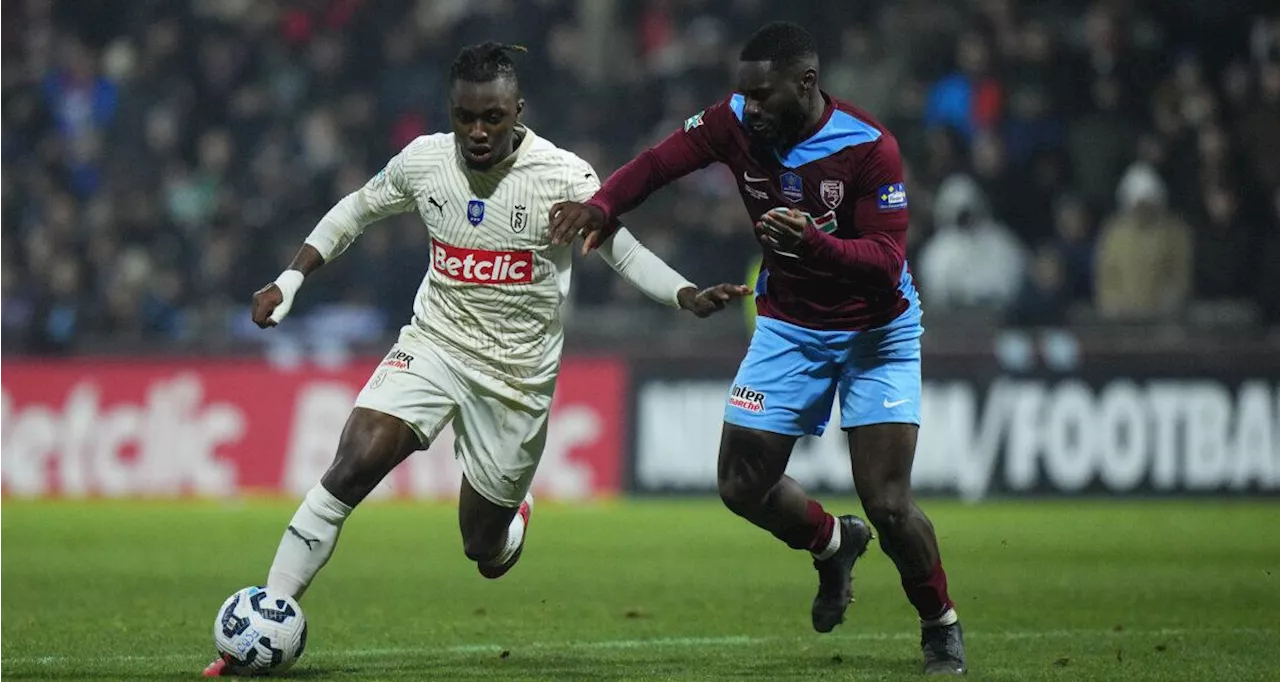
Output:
top-left (862, 491), bottom-right (912, 531)
top-left (717, 476), bottom-right (763, 515)
top-left (323, 443), bottom-right (382, 500)
top-left (319, 456), bottom-right (379, 510)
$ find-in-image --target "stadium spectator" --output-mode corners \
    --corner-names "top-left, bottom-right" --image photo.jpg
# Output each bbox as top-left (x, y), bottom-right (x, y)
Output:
top-left (823, 26), bottom-right (905, 120)
top-left (1047, 195), bottom-right (1096, 303)
top-left (1194, 182), bottom-right (1258, 301)
top-left (918, 174), bottom-right (1026, 311)
top-left (1067, 76), bottom-right (1133, 215)
top-left (1007, 245), bottom-right (1071, 328)
top-left (923, 31), bottom-right (1002, 141)
top-left (1094, 163), bottom-right (1193, 320)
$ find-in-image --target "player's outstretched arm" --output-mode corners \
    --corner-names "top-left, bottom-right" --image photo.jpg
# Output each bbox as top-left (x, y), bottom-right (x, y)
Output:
top-left (594, 226), bottom-right (750, 318)
top-left (677, 283), bottom-right (755, 318)
top-left (549, 99), bottom-right (733, 249)
top-left (250, 141), bottom-right (422, 329)
top-left (547, 134), bottom-right (711, 250)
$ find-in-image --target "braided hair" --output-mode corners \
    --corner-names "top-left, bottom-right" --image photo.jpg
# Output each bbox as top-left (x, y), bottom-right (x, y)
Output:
top-left (449, 42), bottom-right (527, 86)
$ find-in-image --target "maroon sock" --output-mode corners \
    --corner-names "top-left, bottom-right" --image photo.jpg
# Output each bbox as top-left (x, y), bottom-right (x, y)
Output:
top-left (902, 560), bottom-right (954, 620)
top-left (800, 500), bottom-right (834, 553)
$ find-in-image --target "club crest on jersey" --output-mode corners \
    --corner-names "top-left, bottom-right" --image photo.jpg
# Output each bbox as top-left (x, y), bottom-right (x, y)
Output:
top-left (877, 182), bottom-right (908, 211)
top-left (511, 204), bottom-right (527, 233)
top-left (780, 171), bottom-right (803, 203)
top-left (467, 199), bottom-right (485, 225)
top-left (820, 179), bottom-right (844, 209)
top-left (683, 110), bottom-right (705, 132)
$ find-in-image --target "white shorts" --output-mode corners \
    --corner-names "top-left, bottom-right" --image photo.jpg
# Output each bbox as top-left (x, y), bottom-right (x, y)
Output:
top-left (353, 332), bottom-right (554, 507)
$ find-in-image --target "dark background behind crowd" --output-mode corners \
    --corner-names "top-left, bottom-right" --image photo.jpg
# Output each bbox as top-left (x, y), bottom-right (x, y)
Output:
top-left (3, 0), bottom-right (1278, 356)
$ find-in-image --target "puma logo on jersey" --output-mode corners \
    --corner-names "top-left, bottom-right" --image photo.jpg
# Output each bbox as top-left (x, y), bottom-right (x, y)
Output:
top-left (428, 196), bottom-right (447, 215)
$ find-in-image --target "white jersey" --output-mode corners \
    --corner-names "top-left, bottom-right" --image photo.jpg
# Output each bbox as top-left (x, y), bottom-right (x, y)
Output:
top-left (306, 127), bottom-right (683, 394)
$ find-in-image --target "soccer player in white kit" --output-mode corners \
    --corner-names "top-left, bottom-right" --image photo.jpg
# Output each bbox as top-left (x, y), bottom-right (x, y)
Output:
top-left (203, 43), bottom-right (749, 676)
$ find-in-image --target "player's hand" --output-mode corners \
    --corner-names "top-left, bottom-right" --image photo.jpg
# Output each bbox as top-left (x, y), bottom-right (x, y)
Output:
top-left (758, 208), bottom-right (811, 256)
top-left (677, 283), bottom-right (752, 318)
top-left (251, 283), bottom-right (285, 328)
top-left (549, 201), bottom-right (606, 254)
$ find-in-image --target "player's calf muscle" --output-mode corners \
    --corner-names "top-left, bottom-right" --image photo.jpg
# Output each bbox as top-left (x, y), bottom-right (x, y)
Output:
top-left (460, 517), bottom-right (518, 563)
top-left (458, 478), bottom-right (518, 562)
top-left (717, 424), bottom-right (832, 549)
top-left (871, 502), bottom-right (940, 578)
top-left (459, 509), bottom-right (515, 562)
top-left (848, 428), bottom-right (941, 577)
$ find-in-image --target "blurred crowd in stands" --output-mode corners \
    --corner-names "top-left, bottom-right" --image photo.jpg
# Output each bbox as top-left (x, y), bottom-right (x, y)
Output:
top-left (3, 0), bottom-right (1278, 354)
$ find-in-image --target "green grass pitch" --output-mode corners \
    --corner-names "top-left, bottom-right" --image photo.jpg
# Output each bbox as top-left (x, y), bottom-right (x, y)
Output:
top-left (2, 498), bottom-right (1277, 680)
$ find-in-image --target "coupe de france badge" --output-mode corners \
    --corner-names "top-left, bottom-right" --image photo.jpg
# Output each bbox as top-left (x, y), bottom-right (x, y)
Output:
top-left (780, 171), bottom-right (803, 202)
top-left (877, 182), bottom-right (908, 211)
top-left (467, 199), bottom-right (485, 225)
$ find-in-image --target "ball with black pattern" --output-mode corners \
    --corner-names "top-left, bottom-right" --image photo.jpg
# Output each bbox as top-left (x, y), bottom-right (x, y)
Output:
top-left (212, 586), bottom-right (308, 675)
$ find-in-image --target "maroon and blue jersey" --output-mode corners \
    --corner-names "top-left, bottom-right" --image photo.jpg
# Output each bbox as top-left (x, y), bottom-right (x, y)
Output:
top-left (587, 91), bottom-right (912, 332)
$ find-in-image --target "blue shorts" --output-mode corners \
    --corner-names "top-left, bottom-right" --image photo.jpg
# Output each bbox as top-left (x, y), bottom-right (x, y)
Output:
top-left (725, 266), bottom-right (923, 437)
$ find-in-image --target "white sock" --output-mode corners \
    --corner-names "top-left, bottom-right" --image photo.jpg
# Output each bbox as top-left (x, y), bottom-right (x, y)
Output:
top-left (812, 517), bottom-right (842, 561)
top-left (266, 484), bottom-right (353, 600)
top-left (921, 607), bottom-right (959, 629)
top-left (487, 498), bottom-right (530, 566)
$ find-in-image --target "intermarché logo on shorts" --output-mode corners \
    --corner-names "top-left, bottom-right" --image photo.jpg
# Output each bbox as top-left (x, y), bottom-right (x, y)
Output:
top-left (432, 239), bottom-right (534, 284)
top-left (381, 350), bottom-right (414, 370)
top-left (728, 385), bottom-right (766, 413)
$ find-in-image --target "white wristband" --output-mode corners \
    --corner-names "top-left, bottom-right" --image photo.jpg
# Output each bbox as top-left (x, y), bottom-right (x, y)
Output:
top-left (269, 270), bottom-right (305, 324)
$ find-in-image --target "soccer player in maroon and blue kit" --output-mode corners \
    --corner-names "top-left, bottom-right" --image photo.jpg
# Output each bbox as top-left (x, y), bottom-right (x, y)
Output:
top-left (550, 22), bottom-right (966, 675)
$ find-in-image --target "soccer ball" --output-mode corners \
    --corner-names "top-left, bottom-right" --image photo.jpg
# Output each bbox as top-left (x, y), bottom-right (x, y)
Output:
top-left (212, 586), bottom-right (307, 675)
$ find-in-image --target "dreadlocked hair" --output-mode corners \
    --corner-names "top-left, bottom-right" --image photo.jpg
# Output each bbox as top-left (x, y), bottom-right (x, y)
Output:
top-left (739, 21), bottom-right (817, 67)
top-left (449, 42), bottom-right (527, 85)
